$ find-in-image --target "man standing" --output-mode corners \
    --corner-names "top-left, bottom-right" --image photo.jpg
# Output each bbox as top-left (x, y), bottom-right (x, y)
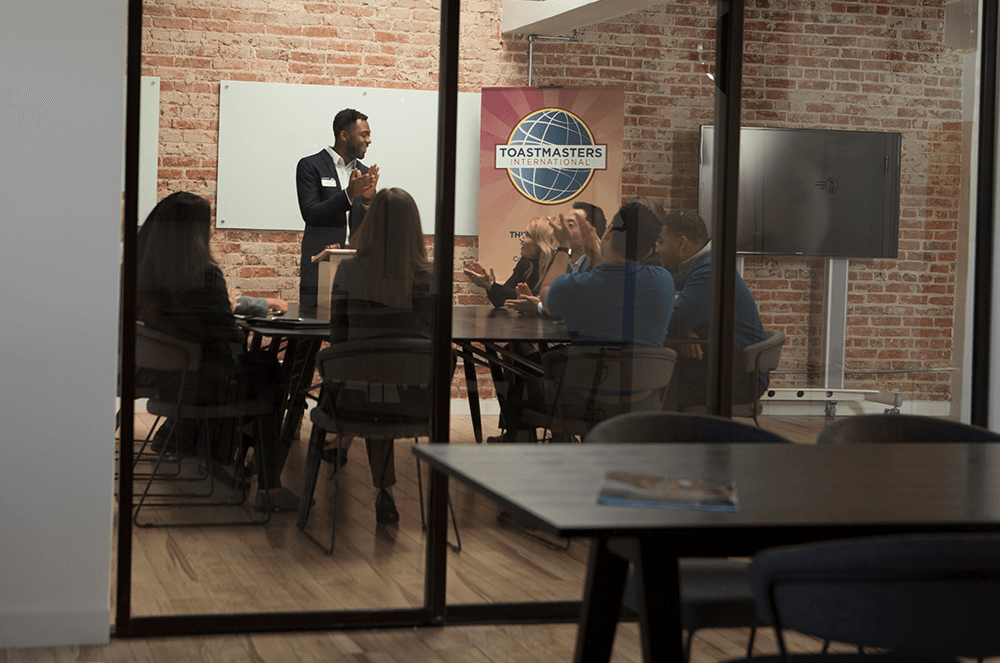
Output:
top-left (295, 108), bottom-right (380, 309)
top-left (655, 209), bottom-right (768, 408)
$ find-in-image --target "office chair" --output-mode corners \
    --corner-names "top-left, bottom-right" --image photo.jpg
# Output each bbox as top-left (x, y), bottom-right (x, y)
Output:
top-left (132, 323), bottom-right (274, 527)
top-left (817, 413), bottom-right (1000, 444)
top-left (723, 534), bottom-right (1000, 663)
top-left (298, 337), bottom-right (460, 554)
top-left (522, 345), bottom-right (677, 442)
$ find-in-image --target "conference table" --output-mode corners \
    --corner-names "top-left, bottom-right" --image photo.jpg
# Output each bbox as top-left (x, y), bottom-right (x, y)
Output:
top-left (413, 441), bottom-right (1000, 663)
top-left (242, 304), bottom-right (571, 443)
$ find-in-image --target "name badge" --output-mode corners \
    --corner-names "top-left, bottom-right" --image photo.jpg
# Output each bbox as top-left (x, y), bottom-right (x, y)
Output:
top-left (321, 178), bottom-right (338, 188)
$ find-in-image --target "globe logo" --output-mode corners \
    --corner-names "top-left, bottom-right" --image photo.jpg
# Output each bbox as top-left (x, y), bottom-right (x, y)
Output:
top-left (495, 108), bottom-right (607, 205)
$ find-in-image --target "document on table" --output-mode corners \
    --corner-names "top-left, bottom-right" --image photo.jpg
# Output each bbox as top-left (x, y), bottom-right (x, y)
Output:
top-left (597, 472), bottom-right (738, 513)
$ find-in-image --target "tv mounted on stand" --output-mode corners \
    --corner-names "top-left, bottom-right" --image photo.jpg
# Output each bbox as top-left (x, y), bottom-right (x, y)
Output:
top-left (698, 126), bottom-right (902, 258)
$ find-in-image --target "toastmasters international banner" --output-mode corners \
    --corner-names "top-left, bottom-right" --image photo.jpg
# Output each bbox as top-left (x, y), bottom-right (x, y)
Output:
top-left (478, 87), bottom-right (625, 282)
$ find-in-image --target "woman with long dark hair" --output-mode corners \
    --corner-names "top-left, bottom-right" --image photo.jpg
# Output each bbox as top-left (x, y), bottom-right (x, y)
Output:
top-left (137, 191), bottom-right (293, 511)
top-left (327, 188), bottom-right (436, 525)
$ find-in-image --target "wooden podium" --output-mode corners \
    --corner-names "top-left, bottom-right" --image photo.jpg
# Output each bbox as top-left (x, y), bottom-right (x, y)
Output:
top-left (311, 248), bottom-right (356, 310)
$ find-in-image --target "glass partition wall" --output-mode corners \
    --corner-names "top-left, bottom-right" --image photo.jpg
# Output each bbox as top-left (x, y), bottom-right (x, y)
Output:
top-left (116, 0), bottom-right (996, 638)
top-left (732, 0), bottom-right (983, 423)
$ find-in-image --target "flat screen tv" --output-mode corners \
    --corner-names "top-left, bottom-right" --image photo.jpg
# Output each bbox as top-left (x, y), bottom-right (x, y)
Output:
top-left (698, 126), bottom-right (901, 258)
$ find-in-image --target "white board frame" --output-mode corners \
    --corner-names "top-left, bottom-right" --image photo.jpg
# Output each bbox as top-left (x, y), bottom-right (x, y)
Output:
top-left (217, 81), bottom-right (481, 235)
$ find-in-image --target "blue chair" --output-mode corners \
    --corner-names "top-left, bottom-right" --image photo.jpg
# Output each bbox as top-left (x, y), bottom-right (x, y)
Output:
top-left (817, 414), bottom-right (1000, 444)
top-left (723, 534), bottom-right (1000, 663)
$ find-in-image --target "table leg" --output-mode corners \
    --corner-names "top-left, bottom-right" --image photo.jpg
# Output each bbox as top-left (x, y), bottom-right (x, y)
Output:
top-left (632, 539), bottom-right (683, 663)
top-left (462, 351), bottom-right (483, 443)
top-left (280, 337), bottom-right (320, 443)
top-left (574, 536), bottom-right (630, 663)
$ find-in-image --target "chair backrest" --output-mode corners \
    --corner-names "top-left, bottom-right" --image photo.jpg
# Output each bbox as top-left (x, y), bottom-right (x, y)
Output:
top-left (750, 534), bottom-right (1000, 659)
top-left (135, 322), bottom-right (201, 373)
top-left (816, 414), bottom-right (1000, 444)
top-left (314, 337), bottom-right (437, 424)
top-left (584, 411), bottom-right (792, 444)
top-left (741, 328), bottom-right (785, 376)
top-left (539, 346), bottom-right (677, 424)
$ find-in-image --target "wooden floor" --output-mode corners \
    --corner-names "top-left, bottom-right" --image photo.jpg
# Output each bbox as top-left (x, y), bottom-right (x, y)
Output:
top-left (6, 414), bottom-right (856, 662)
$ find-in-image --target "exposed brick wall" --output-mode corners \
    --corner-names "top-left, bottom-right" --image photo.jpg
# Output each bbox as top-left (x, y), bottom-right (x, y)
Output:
top-left (523, 1), bottom-right (962, 401)
top-left (142, 0), bottom-right (964, 402)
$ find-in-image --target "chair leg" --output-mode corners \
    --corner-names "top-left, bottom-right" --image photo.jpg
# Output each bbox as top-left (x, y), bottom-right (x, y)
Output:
top-left (298, 423), bottom-right (335, 553)
top-left (746, 626), bottom-right (757, 658)
top-left (133, 416), bottom-right (268, 528)
top-left (683, 628), bottom-right (694, 663)
top-left (327, 434), bottom-right (343, 554)
top-left (417, 453), bottom-right (461, 552)
top-left (446, 492), bottom-right (461, 552)
top-left (417, 455), bottom-right (426, 531)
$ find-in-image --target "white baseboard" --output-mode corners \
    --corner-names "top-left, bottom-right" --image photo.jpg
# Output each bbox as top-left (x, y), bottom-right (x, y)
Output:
top-left (760, 400), bottom-right (951, 417)
top-left (450, 398), bottom-right (500, 416)
top-left (0, 608), bottom-right (109, 649)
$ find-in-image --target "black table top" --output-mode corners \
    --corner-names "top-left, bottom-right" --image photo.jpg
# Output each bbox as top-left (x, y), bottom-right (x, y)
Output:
top-left (413, 443), bottom-right (1000, 554)
top-left (243, 304), bottom-right (570, 343)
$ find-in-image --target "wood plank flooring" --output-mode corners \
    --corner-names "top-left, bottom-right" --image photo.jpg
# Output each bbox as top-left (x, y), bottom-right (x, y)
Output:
top-left (6, 413), bottom-right (886, 662)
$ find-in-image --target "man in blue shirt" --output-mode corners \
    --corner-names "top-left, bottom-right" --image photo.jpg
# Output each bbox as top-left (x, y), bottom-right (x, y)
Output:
top-left (655, 209), bottom-right (768, 408)
top-left (492, 200), bottom-right (675, 442)
top-left (540, 200), bottom-right (675, 347)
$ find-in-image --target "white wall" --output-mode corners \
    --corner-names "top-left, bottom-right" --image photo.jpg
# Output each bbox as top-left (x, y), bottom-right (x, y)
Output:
top-left (0, 0), bottom-right (125, 648)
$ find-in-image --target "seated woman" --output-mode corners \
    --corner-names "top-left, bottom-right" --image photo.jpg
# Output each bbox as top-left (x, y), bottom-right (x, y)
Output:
top-left (328, 187), bottom-right (435, 525)
top-left (137, 191), bottom-right (295, 511)
top-left (464, 217), bottom-right (560, 441)
top-left (463, 216), bottom-right (557, 310)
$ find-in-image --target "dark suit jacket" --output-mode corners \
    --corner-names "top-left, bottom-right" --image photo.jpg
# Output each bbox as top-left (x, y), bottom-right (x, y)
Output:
top-left (295, 149), bottom-right (369, 308)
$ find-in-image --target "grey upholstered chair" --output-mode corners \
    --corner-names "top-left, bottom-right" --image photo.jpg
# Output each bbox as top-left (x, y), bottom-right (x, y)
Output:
top-left (132, 323), bottom-right (274, 527)
top-left (300, 337), bottom-right (459, 554)
top-left (733, 329), bottom-right (785, 424)
top-left (817, 413), bottom-right (1000, 444)
top-left (679, 329), bottom-right (785, 425)
top-left (522, 345), bottom-right (677, 442)
top-left (722, 534), bottom-right (1000, 663)
top-left (585, 411), bottom-right (792, 662)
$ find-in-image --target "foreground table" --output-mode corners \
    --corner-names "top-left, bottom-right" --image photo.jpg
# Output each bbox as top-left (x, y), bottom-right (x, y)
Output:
top-left (413, 442), bottom-right (1000, 663)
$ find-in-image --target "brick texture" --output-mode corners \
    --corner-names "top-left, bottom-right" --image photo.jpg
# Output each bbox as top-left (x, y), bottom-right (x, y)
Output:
top-left (142, 0), bottom-right (963, 403)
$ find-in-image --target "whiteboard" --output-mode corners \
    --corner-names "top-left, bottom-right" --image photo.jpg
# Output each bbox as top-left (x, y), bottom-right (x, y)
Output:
top-left (217, 81), bottom-right (481, 235)
top-left (138, 76), bottom-right (159, 223)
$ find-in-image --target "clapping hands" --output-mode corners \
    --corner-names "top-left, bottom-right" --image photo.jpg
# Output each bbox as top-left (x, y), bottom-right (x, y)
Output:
top-left (505, 281), bottom-right (541, 314)
top-left (463, 261), bottom-right (496, 289)
top-left (348, 164), bottom-right (380, 204)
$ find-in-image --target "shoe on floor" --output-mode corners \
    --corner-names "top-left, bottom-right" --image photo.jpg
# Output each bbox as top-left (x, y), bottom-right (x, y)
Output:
top-left (253, 487), bottom-right (313, 513)
top-left (487, 430), bottom-right (530, 444)
top-left (150, 422), bottom-right (195, 457)
top-left (321, 446), bottom-right (349, 468)
top-left (375, 489), bottom-right (399, 525)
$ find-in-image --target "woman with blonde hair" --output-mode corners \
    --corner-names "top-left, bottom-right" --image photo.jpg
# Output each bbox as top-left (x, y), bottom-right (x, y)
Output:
top-left (463, 216), bottom-right (558, 310)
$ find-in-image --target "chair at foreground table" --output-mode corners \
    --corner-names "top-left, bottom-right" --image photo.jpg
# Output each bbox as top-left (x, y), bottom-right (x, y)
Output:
top-left (817, 413), bottom-right (1000, 444)
top-left (132, 323), bottom-right (274, 527)
top-left (521, 346), bottom-right (677, 443)
top-left (299, 337), bottom-right (460, 555)
top-left (585, 411), bottom-right (793, 663)
top-left (722, 534), bottom-right (1000, 663)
